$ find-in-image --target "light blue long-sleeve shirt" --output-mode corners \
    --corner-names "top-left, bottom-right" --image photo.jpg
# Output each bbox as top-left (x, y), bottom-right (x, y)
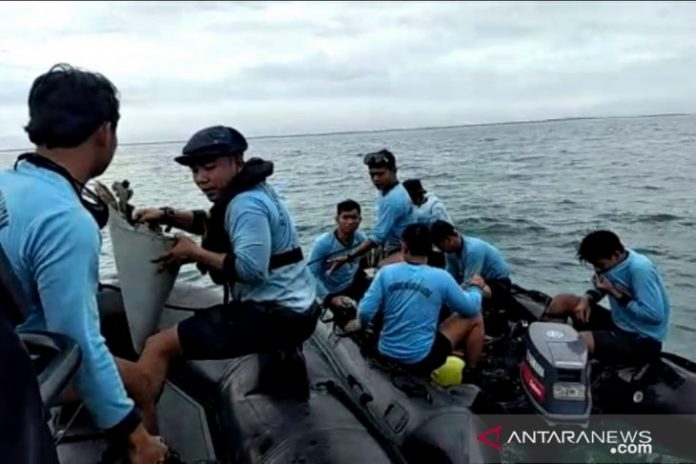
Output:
top-left (413, 194), bottom-right (452, 225)
top-left (308, 230), bottom-right (367, 301)
top-left (357, 262), bottom-right (482, 364)
top-left (445, 235), bottom-right (510, 283)
top-left (597, 250), bottom-right (670, 342)
top-left (225, 182), bottom-right (316, 313)
top-left (0, 161), bottom-right (134, 429)
top-left (369, 183), bottom-right (416, 252)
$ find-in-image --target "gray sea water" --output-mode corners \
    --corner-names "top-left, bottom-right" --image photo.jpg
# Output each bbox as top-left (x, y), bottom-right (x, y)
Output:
top-left (1, 114), bottom-right (694, 358)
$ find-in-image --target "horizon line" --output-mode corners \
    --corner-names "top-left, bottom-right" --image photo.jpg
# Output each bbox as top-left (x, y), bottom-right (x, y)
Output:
top-left (0, 111), bottom-right (692, 153)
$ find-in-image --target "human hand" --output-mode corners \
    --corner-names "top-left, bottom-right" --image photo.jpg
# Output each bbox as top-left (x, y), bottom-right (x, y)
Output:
top-left (573, 296), bottom-right (591, 324)
top-left (128, 425), bottom-right (168, 464)
top-left (152, 235), bottom-right (200, 271)
top-left (344, 319), bottom-right (362, 332)
top-left (330, 296), bottom-right (356, 309)
top-left (134, 207), bottom-right (165, 224)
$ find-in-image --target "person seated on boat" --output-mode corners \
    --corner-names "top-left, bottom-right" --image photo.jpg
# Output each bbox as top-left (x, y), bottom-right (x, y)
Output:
top-left (544, 230), bottom-right (669, 365)
top-left (344, 223), bottom-right (488, 378)
top-left (133, 125), bottom-right (320, 401)
top-left (402, 178), bottom-right (452, 225)
top-left (327, 149), bottom-right (416, 273)
top-left (402, 178), bottom-right (450, 269)
top-left (0, 64), bottom-right (167, 463)
top-left (307, 199), bottom-right (370, 321)
top-left (430, 220), bottom-right (513, 314)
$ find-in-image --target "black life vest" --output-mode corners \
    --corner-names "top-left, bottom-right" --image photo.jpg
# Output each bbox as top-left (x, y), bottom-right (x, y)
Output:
top-left (198, 158), bottom-right (303, 287)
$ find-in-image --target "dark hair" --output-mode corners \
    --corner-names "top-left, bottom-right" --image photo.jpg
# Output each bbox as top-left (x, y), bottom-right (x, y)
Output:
top-left (24, 63), bottom-right (120, 149)
top-left (337, 199), bottom-right (361, 215)
top-left (402, 223), bottom-right (432, 257)
top-left (430, 220), bottom-right (458, 243)
top-left (576, 230), bottom-right (625, 263)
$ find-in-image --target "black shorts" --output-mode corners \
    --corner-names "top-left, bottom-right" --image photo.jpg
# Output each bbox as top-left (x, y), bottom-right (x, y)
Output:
top-left (400, 332), bottom-right (453, 377)
top-left (583, 305), bottom-right (662, 364)
top-left (486, 277), bottom-right (513, 310)
top-left (178, 300), bottom-right (320, 360)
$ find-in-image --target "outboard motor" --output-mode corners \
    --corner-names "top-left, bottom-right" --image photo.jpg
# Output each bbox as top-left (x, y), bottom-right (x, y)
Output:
top-left (520, 322), bottom-right (591, 424)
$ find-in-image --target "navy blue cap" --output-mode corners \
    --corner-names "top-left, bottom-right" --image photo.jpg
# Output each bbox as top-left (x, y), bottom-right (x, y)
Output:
top-left (175, 125), bottom-right (248, 166)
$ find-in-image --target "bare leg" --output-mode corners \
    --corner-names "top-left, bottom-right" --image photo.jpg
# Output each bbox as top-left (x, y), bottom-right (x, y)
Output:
top-left (544, 295), bottom-right (596, 354)
top-left (57, 358), bottom-right (161, 434)
top-left (543, 293), bottom-right (581, 321)
top-left (115, 358), bottom-right (158, 434)
top-left (137, 326), bottom-right (183, 401)
top-left (439, 313), bottom-right (485, 368)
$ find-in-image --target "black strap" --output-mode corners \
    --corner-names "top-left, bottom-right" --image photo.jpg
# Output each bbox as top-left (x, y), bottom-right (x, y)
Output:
top-left (190, 209), bottom-right (208, 235)
top-left (269, 247), bottom-right (303, 270)
top-left (0, 245), bottom-right (29, 326)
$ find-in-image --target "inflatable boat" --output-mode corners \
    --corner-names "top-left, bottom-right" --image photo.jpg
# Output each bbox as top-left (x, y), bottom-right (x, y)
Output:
top-left (7, 179), bottom-right (695, 463)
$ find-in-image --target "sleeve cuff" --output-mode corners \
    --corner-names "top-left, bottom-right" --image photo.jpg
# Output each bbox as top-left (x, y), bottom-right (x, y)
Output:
top-left (105, 406), bottom-right (141, 441)
top-left (465, 284), bottom-right (484, 295)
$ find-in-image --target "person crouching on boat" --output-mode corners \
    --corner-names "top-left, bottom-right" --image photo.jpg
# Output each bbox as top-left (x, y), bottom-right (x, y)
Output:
top-left (544, 230), bottom-right (669, 364)
top-left (430, 220), bottom-right (514, 316)
top-left (344, 223), bottom-right (487, 379)
top-left (133, 125), bottom-right (319, 400)
top-left (402, 178), bottom-right (451, 269)
top-left (402, 178), bottom-right (452, 225)
top-left (327, 149), bottom-right (416, 274)
top-left (0, 64), bottom-right (167, 463)
top-left (308, 199), bottom-right (370, 323)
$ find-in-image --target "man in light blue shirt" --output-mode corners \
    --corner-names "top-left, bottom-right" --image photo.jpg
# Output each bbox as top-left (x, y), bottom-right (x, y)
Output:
top-left (545, 230), bottom-right (669, 365)
top-left (135, 126), bottom-right (319, 401)
top-left (346, 223), bottom-right (487, 376)
top-left (308, 200), bottom-right (369, 314)
top-left (431, 220), bottom-right (513, 314)
top-left (403, 178), bottom-right (452, 225)
top-left (328, 149), bottom-right (416, 273)
top-left (0, 64), bottom-right (166, 462)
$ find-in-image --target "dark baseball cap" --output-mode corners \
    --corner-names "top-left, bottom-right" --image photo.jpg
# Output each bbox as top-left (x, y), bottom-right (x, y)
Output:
top-left (403, 178), bottom-right (427, 195)
top-left (175, 125), bottom-right (248, 166)
top-left (363, 149), bottom-right (396, 169)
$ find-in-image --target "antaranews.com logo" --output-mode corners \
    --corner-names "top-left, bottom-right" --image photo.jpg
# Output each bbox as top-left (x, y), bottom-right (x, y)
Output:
top-left (471, 415), bottom-right (696, 464)
top-left (477, 424), bottom-right (652, 455)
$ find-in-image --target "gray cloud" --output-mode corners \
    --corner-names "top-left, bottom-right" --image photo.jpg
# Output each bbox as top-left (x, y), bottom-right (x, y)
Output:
top-left (1, 1), bottom-right (695, 147)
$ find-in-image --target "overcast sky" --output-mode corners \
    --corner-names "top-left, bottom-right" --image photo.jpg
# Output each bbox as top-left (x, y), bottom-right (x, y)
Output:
top-left (1, 1), bottom-right (695, 147)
